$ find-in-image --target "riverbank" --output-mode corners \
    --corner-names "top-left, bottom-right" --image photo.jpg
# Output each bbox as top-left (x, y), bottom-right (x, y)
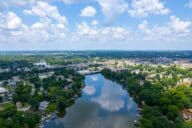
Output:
top-left (39, 82), bottom-right (85, 127)
top-left (101, 69), bottom-right (189, 128)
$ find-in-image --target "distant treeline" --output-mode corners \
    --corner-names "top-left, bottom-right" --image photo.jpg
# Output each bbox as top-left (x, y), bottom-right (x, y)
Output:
top-left (1, 51), bottom-right (192, 59)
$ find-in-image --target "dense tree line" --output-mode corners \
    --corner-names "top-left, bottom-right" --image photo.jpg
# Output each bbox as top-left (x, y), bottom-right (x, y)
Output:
top-left (0, 60), bottom-right (33, 69)
top-left (0, 103), bottom-right (40, 128)
top-left (102, 69), bottom-right (192, 128)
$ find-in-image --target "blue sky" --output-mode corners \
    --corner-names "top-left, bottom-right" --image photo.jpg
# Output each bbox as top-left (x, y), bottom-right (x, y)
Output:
top-left (0, 0), bottom-right (192, 50)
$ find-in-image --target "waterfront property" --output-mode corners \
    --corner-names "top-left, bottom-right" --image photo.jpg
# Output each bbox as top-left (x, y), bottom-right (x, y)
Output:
top-left (39, 101), bottom-right (49, 111)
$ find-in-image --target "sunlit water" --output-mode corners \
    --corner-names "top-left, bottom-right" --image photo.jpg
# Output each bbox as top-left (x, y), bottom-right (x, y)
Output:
top-left (43, 73), bottom-right (139, 128)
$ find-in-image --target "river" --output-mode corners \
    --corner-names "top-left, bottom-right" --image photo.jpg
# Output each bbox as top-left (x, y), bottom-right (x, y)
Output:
top-left (43, 73), bottom-right (139, 128)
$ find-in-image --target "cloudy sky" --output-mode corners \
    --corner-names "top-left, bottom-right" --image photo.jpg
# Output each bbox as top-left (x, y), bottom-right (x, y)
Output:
top-left (0, 0), bottom-right (192, 50)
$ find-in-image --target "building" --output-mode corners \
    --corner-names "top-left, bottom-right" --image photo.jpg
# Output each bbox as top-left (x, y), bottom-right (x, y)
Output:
top-left (39, 101), bottom-right (49, 111)
top-left (8, 81), bottom-right (16, 87)
top-left (131, 69), bottom-right (141, 74)
top-left (177, 78), bottom-right (192, 86)
top-left (39, 72), bottom-right (54, 79)
top-left (182, 109), bottom-right (192, 121)
top-left (0, 87), bottom-right (8, 96)
top-left (67, 63), bottom-right (88, 71)
top-left (16, 102), bottom-right (22, 108)
top-left (0, 81), bottom-right (3, 86)
top-left (0, 68), bottom-right (10, 73)
top-left (34, 61), bottom-right (51, 68)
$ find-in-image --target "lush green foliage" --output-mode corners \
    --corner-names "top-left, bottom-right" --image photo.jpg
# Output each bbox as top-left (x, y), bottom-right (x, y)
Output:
top-left (102, 69), bottom-right (192, 128)
top-left (0, 103), bottom-right (40, 128)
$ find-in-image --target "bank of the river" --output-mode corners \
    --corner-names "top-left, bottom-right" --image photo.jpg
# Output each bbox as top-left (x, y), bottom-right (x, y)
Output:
top-left (37, 69), bottom-right (85, 128)
top-left (42, 73), bottom-right (139, 128)
top-left (101, 69), bottom-right (191, 128)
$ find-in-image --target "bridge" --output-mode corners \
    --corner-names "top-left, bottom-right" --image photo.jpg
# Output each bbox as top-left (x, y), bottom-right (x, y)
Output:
top-left (77, 70), bottom-right (101, 75)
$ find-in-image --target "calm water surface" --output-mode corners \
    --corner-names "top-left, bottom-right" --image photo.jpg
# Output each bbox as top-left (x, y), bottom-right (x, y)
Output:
top-left (43, 73), bottom-right (139, 128)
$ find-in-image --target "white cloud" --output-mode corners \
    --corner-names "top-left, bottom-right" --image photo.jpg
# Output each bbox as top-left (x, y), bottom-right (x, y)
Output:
top-left (83, 86), bottom-right (96, 95)
top-left (0, 0), bottom-right (56, 13)
top-left (80, 6), bottom-right (97, 17)
top-left (0, 0), bottom-right (191, 50)
top-left (138, 20), bottom-right (148, 32)
top-left (0, 11), bottom-right (27, 35)
top-left (138, 16), bottom-right (192, 40)
top-left (6, 12), bottom-right (22, 29)
top-left (138, 20), bottom-right (171, 40)
top-left (23, 10), bottom-right (33, 15)
top-left (23, 1), bottom-right (67, 25)
top-left (76, 21), bottom-right (129, 41)
top-left (0, 0), bottom-right (35, 8)
top-left (0, 11), bottom-right (23, 30)
top-left (169, 16), bottom-right (191, 33)
top-left (101, 27), bottom-right (129, 40)
top-left (23, 1), bottom-right (68, 40)
top-left (91, 20), bottom-right (98, 26)
top-left (8, 0), bottom-right (36, 6)
top-left (186, 0), bottom-right (192, 8)
top-left (0, 11), bottom-right (30, 46)
top-left (129, 0), bottom-right (170, 17)
top-left (0, 1), bottom-right (69, 48)
top-left (97, 0), bottom-right (128, 22)
top-left (76, 21), bottom-right (98, 38)
top-left (92, 80), bottom-right (126, 112)
top-left (91, 76), bottom-right (99, 81)
top-left (31, 22), bottom-right (44, 29)
top-left (62, 0), bottom-right (128, 22)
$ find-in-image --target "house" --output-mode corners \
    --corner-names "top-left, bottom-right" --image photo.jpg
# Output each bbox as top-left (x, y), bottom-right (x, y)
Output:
top-left (146, 73), bottom-right (156, 80)
top-left (38, 72), bottom-right (54, 79)
top-left (77, 70), bottom-right (90, 75)
top-left (0, 87), bottom-right (8, 96)
top-left (67, 63), bottom-right (88, 71)
top-left (131, 69), bottom-right (140, 74)
top-left (8, 81), bottom-right (16, 87)
top-left (177, 78), bottom-right (192, 86)
top-left (12, 76), bottom-right (20, 82)
top-left (140, 80), bottom-right (144, 86)
top-left (24, 68), bottom-right (31, 72)
top-left (0, 68), bottom-right (10, 73)
top-left (16, 102), bottom-right (31, 112)
top-left (182, 109), bottom-right (192, 121)
top-left (34, 61), bottom-right (51, 68)
top-left (16, 102), bottom-right (22, 109)
top-left (39, 101), bottom-right (49, 111)
top-left (64, 86), bottom-right (69, 91)
top-left (0, 81), bottom-right (3, 86)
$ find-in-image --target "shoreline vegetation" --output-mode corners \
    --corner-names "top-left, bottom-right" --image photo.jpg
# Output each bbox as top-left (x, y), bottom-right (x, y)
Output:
top-left (101, 69), bottom-right (192, 128)
top-left (0, 65), bottom-right (84, 128)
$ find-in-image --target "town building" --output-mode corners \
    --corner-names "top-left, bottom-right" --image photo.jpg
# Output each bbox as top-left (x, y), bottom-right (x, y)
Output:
top-left (182, 109), bottom-right (192, 121)
top-left (39, 101), bottom-right (49, 111)
top-left (0, 87), bottom-right (8, 96)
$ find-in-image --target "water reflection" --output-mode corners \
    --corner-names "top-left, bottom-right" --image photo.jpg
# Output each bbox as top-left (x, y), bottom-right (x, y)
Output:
top-left (90, 76), bottom-right (99, 81)
top-left (83, 86), bottom-right (96, 96)
top-left (44, 74), bottom-right (139, 128)
top-left (92, 79), bottom-right (126, 112)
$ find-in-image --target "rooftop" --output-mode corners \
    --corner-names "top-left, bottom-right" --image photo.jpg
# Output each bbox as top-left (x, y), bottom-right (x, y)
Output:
top-left (0, 87), bottom-right (8, 93)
